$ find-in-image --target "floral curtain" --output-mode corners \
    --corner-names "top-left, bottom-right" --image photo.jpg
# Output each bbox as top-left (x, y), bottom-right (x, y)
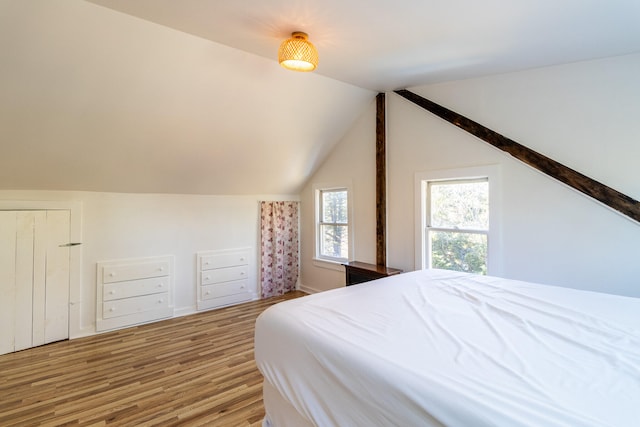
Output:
top-left (260, 201), bottom-right (299, 298)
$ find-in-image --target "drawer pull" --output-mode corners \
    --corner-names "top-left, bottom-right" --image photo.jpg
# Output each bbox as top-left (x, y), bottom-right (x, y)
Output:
top-left (240, 272), bottom-right (245, 276)
top-left (109, 307), bottom-right (116, 312)
top-left (240, 257), bottom-right (245, 261)
top-left (157, 283), bottom-right (163, 288)
top-left (205, 276), bottom-right (211, 280)
top-left (158, 298), bottom-right (164, 303)
top-left (205, 291), bottom-right (211, 295)
top-left (110, 290), bottom-right (115, 295)
top-left (109, 272), bottom-right (116, 277)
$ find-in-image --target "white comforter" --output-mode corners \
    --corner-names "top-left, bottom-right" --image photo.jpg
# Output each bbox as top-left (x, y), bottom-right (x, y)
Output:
top-left (255, 269), bottom-right (640, 426)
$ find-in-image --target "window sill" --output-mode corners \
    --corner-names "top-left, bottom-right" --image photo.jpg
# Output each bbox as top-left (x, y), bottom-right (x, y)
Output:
top-left (312, 258), bottom-right (346, 272)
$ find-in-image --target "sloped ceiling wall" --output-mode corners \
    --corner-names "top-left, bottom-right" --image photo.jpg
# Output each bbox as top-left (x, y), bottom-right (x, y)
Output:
top-left (0, 1), bottom-right (373, 195)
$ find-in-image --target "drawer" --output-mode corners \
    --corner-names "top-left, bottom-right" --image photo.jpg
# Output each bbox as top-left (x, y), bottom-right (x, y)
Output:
top-left (103, 277), bottom-right (169, 301)
top-left (103, 293), bottom-right (169, 319)
top-left (103, 260), bottom-right (170, 283)
top-left (201, 250), bottom-right (249, 270)
top-left (201, 265), bottom-right (248, 285)
top-left (201, 280), bottom-right (249, 301)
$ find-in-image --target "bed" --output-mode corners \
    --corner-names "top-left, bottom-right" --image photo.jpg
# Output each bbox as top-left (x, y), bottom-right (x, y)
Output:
top-left (254, 269), bottom-right (640, 427)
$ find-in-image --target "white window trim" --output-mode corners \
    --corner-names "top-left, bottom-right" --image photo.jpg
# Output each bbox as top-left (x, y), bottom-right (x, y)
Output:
top-left (313, 181), bottom-right (354, 270)
top-left (414, 165), bottom-right (502, 276)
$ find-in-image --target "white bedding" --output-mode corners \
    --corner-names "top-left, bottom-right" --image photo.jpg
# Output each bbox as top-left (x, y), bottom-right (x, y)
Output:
top-left (254, 269), bottom-right (640, 426)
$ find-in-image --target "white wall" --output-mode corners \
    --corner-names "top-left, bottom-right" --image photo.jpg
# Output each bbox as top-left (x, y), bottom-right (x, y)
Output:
top-left (0, 190), bottom-right (297, 338)
top-left (300, 53), bottom-right (640, 297)
top-left (299, 99), bottom-right (377, 293)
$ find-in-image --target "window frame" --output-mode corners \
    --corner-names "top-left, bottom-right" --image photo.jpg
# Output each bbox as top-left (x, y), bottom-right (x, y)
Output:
top-left (313, 183), bottom-right (353, 268)
top-left (415, 165), bottom-right (502, 275)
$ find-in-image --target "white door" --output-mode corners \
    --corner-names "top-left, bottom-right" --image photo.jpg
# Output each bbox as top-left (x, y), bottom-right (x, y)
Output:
top-left (0, 210), bottom-right (70, 355)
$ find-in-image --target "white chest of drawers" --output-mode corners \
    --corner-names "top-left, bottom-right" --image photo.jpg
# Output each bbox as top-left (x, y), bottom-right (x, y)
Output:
top-left (197, 248), bottom-right (253, 311)
top-left (96, 256), bottom-right (174, 332)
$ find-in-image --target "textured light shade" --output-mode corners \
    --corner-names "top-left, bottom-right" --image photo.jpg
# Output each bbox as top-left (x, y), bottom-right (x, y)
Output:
top-left (278, 32), bottom-right (318, 72)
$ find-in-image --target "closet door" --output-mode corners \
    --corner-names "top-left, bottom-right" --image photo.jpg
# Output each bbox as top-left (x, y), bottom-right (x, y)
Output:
top-left (41, 210), bottom-right (70, 345)
top-left (0, 210), bottom-right (70, 355)
top-left (0, 211), bottom-right (18, 354)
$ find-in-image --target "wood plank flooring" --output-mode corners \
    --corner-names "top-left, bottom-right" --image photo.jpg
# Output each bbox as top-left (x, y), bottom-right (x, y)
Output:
top-left (0, 291), bottom-right (306, 426)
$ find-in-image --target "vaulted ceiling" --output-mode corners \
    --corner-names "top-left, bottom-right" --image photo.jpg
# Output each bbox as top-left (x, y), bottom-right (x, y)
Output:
top-left (1, 0), bottom-right (639, 195)
top-left (88, 0), bottom-right (640, 91)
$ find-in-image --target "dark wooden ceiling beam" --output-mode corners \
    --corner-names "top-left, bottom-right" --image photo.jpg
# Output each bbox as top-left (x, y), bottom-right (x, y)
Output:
top-left (376, 93), bottom-right (387, 266)
top-left (395, 89), bottom-right (639, 224)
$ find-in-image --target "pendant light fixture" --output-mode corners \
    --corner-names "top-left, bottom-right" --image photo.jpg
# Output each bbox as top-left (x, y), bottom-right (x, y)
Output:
top-left (278, 32), bottom-right (319, 72)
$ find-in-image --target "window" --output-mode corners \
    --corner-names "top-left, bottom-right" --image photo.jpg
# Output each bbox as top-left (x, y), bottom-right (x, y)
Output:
top-left (415, 166), bottom-right (501, 275)
top-left (427, 179), bottom-right (489, 274)
top-left (316, 188), bottom-right (349, 262)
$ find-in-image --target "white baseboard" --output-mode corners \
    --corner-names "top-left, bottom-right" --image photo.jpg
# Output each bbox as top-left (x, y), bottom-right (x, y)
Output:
top-left (298, 284), bottom-right (323, 294)
top-left (173, 306), bottom-right (197, 318)
top-left (69, 327), bottom-right (96, 340)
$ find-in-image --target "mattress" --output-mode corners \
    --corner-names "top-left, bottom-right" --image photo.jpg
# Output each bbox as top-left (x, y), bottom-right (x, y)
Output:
top-left (254, 269), bottom-right (640, 426)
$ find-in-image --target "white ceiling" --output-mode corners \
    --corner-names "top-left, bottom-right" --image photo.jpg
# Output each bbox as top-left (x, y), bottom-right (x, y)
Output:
top-left (88, 0), bottom-right (640, 91)
top-left (2, 1), bottom-right (639, 196)
top-left (0, 1), bottom-right (372, 195)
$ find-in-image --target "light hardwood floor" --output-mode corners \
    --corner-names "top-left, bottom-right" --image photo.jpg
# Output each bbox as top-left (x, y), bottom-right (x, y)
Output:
top-left (0, 291), bottom-right (306, 426)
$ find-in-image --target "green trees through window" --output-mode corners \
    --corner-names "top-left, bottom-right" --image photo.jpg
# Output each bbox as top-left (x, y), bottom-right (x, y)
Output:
top-left (319, 189), bottom-right (348, 260)
top-left (428, 179), bottom-right (489, 274)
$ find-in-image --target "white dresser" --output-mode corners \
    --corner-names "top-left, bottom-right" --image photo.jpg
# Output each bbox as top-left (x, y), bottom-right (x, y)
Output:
top-left (96, 256), bottom-right (174, 332)
top-left (197, 248), bottom-right (253, 311)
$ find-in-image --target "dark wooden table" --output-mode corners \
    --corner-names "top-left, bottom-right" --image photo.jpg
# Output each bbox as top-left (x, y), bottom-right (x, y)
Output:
top-left (342, 261), bottom-right (402, 286)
